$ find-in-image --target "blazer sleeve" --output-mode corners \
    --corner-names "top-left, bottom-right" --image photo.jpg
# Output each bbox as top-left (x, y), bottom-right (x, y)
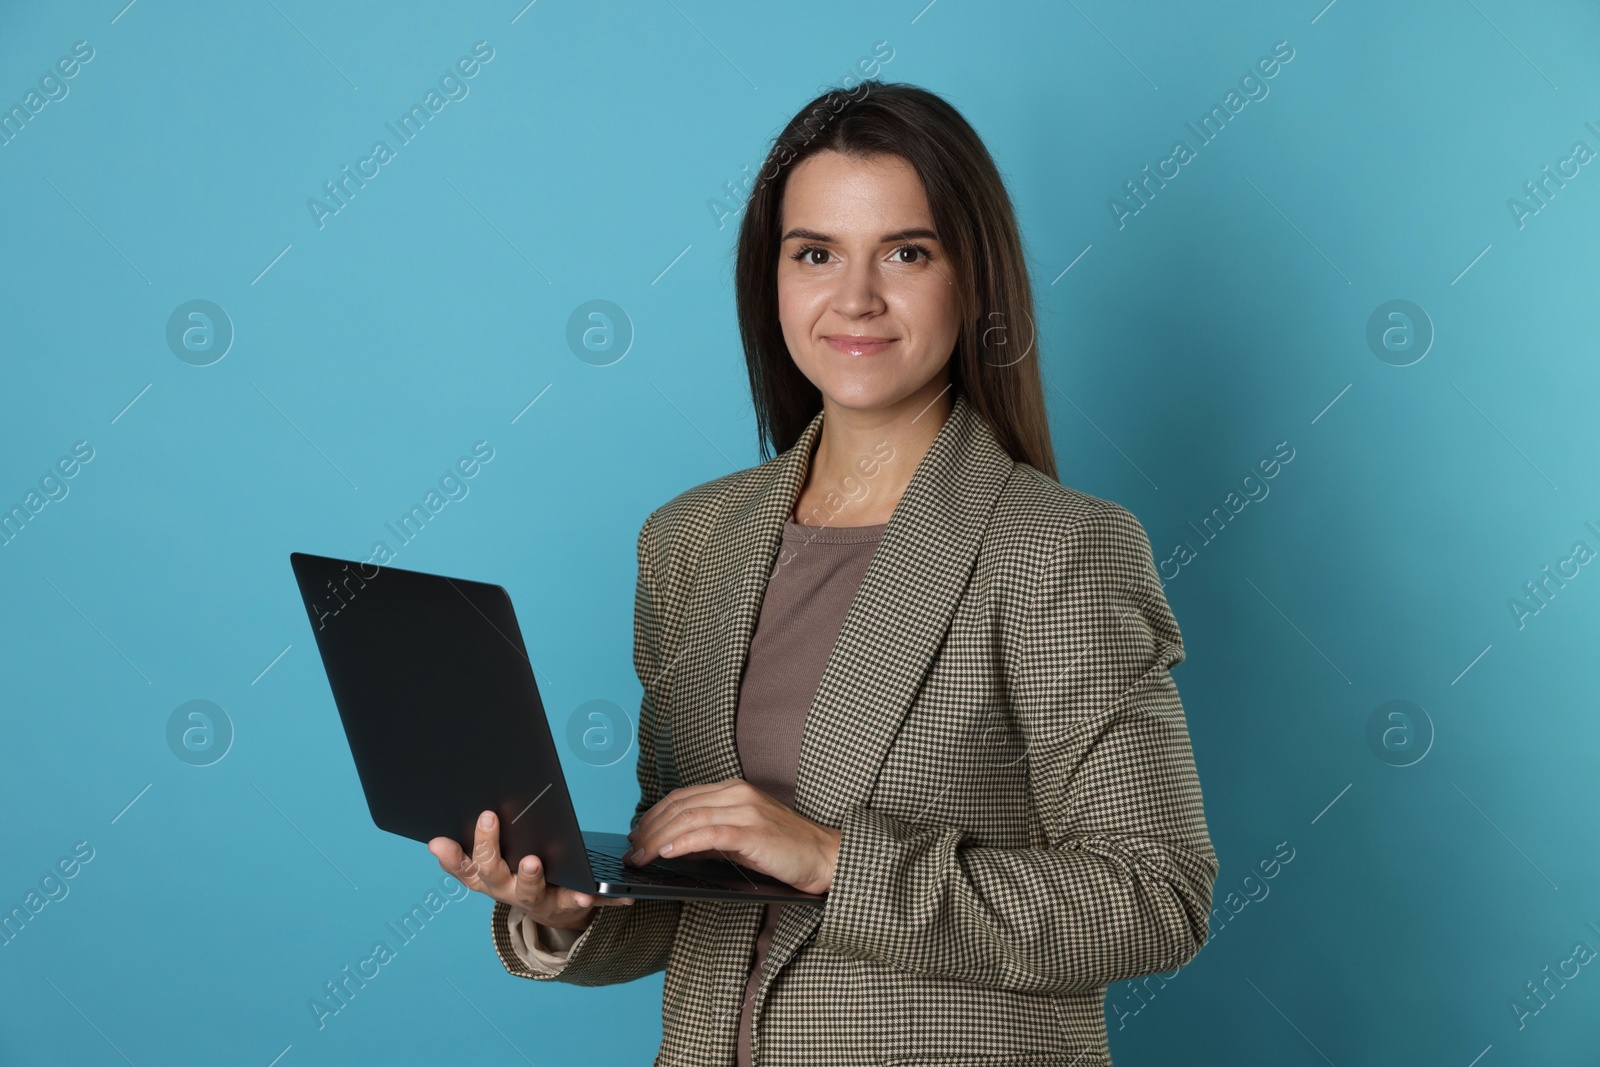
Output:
top-left (489, 511), bottom-right (684, 985)
top-left (811, 502), bottom-right (1218, 995)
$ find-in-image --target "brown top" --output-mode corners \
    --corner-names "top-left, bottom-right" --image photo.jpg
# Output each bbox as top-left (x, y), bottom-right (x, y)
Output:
top-left (733, 517), bottom-right (887, 1066)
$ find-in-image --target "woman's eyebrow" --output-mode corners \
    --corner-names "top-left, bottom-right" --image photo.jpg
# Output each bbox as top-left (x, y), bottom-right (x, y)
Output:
top-left (780, 226), bottom-right (940, 243)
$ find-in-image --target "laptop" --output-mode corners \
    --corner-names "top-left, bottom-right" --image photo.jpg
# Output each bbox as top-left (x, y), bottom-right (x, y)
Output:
top-left (288, 551), bottom-right (826, 906)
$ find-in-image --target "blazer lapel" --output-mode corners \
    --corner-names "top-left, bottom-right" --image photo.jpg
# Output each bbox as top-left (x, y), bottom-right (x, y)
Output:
top-left (760, 392), bottom-right (1017, 983)
top-left (669, 392), bottom-right (1018, 1008)
top-left (671, 391), bottom-right (1015, 811)
top-left (790, 392), bottom-right (1015, 827)
top-left (668, 402), bottom-right (827, 791)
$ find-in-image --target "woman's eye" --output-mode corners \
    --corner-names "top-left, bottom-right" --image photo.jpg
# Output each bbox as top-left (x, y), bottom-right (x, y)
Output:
top-left (788, 243), bottom-right (934, 265)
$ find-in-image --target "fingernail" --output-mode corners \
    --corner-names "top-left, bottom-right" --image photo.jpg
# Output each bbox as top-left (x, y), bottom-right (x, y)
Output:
top-left (522, 857), bottom-right (536, 872)
top-left (479, 812), bottom-right (494, 830)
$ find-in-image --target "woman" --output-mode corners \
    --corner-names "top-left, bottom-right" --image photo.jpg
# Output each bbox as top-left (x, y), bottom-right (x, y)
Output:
top-left (429, 80), bottom-right (1217, 1066)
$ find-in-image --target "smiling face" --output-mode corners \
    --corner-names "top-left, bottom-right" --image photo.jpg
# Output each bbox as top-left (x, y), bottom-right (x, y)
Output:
top-left (777, 150), bottom-right (963, 417)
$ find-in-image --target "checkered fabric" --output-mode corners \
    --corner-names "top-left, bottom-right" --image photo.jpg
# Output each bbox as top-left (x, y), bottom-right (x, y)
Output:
top-left (490, 390), bottom-right (1218, 1066)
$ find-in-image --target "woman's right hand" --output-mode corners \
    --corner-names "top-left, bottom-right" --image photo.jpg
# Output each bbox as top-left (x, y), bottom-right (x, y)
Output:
top-left (428, 810), bottom-right (635, 932)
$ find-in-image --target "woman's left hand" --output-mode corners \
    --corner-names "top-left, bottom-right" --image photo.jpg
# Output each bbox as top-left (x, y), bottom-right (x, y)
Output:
top-left (623, 778), bottom-right (842, 896)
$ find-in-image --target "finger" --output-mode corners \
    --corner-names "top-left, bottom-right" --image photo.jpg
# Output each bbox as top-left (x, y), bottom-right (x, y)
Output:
top-left (431, 835), bottom-right (493, 890)
top-left (630, 780), bottom-right (747, 841)
top-left (629, 799), bottom-right (712, 864)
top-left (630, 788), bottom-right (753, 855)
top-left (563, 887), bottom-right (636, 908)
top-left (632, 814), bottom-right (739, 866)
top-left (579, 886), bottom-right (637, 905)
top-left (512, 855), bottom-right (633, 913)
top-left (428, 837), bottom-right (470, 880)
top-left (467, 810), bottom-right (514, 895)
top-left (510, 853), bottom-right (550, 911)
top-left (631, 795), bottom-right (761, 863)
top-left (659, 822), bottom-right (738, 862)
top-left (428, 836), bottom-right (461, 866)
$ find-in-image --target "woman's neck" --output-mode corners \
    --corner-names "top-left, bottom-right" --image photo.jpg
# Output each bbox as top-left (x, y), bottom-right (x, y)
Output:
top-left (791, 385), bottom-right (954, 527)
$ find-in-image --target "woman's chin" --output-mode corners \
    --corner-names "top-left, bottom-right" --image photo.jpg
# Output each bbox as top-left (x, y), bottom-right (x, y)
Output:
top-left (818, 387), bottom-right (900, 415)
top-left (817, 376), bottom-right (947, 417)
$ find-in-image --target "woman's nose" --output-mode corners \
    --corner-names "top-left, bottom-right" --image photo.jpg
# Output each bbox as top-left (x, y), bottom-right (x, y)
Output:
top-left (832, 261), bottom-right (886, 315)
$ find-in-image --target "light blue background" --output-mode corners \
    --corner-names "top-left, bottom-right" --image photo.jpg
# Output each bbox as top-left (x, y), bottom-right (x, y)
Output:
top-left (3, 1), bottom-right (1598, 1064)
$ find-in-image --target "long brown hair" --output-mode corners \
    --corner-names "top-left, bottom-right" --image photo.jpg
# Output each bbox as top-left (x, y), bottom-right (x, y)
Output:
top-left (734, 79), bottom-right (1058, 481)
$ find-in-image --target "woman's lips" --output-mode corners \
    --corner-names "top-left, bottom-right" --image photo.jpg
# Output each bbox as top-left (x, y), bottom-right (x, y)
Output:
top-left (825, 336), bottom-right (896, 355)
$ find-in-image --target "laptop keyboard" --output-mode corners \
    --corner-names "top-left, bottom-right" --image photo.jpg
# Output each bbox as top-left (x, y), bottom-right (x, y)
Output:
top-left (585, 848), bottom-right (729, 890)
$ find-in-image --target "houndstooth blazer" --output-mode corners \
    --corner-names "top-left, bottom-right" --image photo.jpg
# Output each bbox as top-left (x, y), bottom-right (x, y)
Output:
top-left (490, 389), bottom-right (1218, 1066)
